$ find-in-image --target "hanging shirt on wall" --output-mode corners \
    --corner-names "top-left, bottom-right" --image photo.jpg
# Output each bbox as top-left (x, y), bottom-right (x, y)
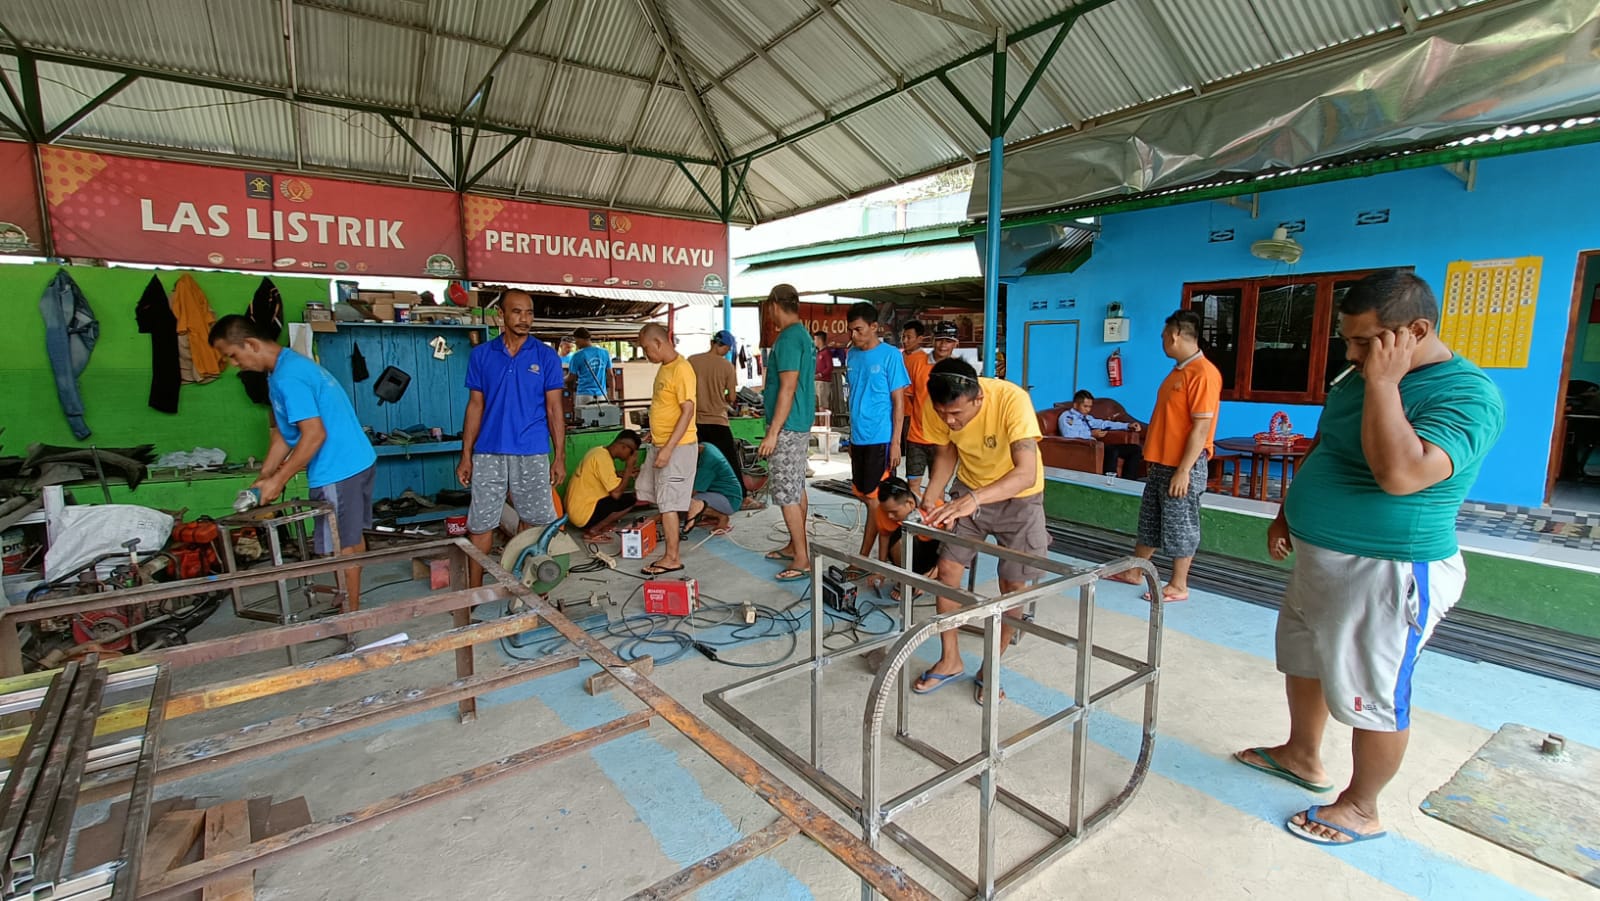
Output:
top-left (134, 275), bottom-right (180, 414)
top-left (240, 278), bottom-right (284, 405)
top-left (170, 273), bottom-right (224, 384)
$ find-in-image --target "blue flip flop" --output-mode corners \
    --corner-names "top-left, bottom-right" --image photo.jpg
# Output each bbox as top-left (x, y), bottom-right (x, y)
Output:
top-left (913, 670), bottom-right (962, 694)
top-left (1285, 806), bottom-right (1388, 845)
top-left (1236, 747), bottom-right (1334, 793)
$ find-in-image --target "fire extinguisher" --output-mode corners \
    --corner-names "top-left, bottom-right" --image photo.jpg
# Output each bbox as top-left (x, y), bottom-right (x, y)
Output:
top-left (1106, 349), bottom-right (1123, 388)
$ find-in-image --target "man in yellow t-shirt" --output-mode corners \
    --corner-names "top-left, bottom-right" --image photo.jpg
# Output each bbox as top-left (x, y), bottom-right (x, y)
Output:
top-left (636, 323), bottom-right (697, 575)
top-left (565, 430), bottom-right (641, 540)
top-left (912, 358), bottom-right (1047, 705)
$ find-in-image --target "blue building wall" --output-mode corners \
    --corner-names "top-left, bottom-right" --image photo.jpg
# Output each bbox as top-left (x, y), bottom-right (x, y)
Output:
top-left (1005, 141), bottom-right (1600, 508)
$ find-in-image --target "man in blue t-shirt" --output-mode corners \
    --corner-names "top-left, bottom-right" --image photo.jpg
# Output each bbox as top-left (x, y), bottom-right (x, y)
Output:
top-left (566, 327), bottom-right (613, 404)
top-left (758, 284), bottom-right (817, 582)
top-left (459, 290), bottom-right (567, 586)
top-left (210, 315), bottom-right (378, 612)
top-left (1233, 271), bottom-right (1504, 848)
top-left (845, 301), bottom-right (910, 557)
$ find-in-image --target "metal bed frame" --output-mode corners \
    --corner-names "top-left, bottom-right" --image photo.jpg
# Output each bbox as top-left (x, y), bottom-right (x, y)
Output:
top-left (706, 524), bottom-right (1165, 900)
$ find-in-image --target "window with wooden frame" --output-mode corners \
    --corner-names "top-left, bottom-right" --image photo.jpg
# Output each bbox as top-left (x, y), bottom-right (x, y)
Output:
top-left (1183, 268), bottom-right (1399, 404)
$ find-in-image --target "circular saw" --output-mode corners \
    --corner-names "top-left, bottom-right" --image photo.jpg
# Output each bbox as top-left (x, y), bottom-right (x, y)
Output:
top-left (500, 517), bottom-right (580, 595)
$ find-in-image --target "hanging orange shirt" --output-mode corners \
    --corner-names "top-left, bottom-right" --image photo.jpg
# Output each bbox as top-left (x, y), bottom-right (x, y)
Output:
top-left (903, 348), bottom-right (932, 444)
top-left (170, 273), bottom-right (224, 383)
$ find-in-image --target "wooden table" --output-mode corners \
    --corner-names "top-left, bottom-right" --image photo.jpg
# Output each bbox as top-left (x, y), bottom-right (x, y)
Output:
top-left (1215, 436), bottom-right (1312, 501)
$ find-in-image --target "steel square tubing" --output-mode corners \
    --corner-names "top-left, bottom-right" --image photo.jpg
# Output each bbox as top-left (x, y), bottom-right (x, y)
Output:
top-left (8, 662), bottom-right (102, 894)
top-left (27, 665), bottom-right (108, 894)
top-left (0, 662), bottom-right (78, 882)
top-left (0, 666), bottom-right (158, 718)
top-left (996, 666), bottom-right (1156, 761)
top-left (455, 542), bottom-right (937, 901)
top-left (109, 668), bottom-right (170, 901)
top-left (623, 818), bottom-right (801, 901)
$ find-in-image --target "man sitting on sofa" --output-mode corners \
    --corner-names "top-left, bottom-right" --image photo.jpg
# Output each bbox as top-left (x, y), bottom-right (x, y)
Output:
top-left (1060, 390), bottom-right (1144, 477)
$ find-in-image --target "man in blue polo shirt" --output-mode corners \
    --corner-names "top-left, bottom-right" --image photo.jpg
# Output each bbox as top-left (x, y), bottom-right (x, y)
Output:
top-left (845, 301), bottom-right (910, 559)
top-left (566, 327), bottom-right (613, 404)
top-left (210, 314), bottom-right (377, 612)
top-left (459, 290), bottom-right (566, 586)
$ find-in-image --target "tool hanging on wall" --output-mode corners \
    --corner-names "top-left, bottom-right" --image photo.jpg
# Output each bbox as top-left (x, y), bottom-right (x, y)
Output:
top-left (429, 335), bottom-right (452, 361)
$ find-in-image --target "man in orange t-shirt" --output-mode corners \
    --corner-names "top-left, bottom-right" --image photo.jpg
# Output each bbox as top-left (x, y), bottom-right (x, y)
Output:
top-left (1111, 310), bottom-right (1222, 603)
top-left (899, 320), bottom-right (935, 495)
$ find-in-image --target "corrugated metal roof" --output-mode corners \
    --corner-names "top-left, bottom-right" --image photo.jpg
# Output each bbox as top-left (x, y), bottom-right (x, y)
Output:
top-left (0, 0), bottom-right (1521, 223)
top-left (730, 238), bottom-right (981, 300)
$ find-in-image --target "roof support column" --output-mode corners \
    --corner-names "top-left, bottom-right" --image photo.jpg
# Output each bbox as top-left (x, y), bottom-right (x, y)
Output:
top-left (981, 35), bottom-right (1006, 379)
top-left (720, 166), bottom-right (733, 337)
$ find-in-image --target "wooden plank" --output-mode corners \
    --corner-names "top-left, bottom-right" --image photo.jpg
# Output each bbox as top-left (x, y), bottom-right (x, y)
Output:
top-left (202, 801), bottom-right (254, 901)
top-left (138, 809), bottom-right (205, 890)
top-left (585, 656), bottom-right (654, 696)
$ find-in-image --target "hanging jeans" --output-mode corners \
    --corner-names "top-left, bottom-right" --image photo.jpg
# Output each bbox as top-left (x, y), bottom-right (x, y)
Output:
top-left (39, 271), bottom-right (99, 440)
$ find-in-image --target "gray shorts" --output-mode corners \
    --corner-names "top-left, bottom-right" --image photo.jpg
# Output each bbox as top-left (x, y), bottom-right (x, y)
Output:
top-left (468, 453), bottom-right (557, 533)
top-left (694, 491), bottom-right (734, 516)
top-left (768, 429), bottom-right (809, 507)
top-left (637, 443), bottom-right (697, 513)
top-left (1136, 453), bottom-right (1208, 557)
top-left (905, 441), bottom-right (936, 478)
top-left (1277, 540), bottom-right (1465, 732)
top-left (310, 464), bottom-right (375, 555)
top-left (939, 484), bottom-right (1050, 583)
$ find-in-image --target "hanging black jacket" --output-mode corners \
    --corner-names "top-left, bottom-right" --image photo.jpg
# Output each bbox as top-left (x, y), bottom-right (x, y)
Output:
top-left (241, 278), bottom-right (284, 404)
top-left (133, 275), bottom-right (180, 414)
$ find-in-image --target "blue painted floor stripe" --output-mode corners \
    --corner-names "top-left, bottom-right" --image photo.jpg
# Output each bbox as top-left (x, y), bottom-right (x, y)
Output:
top-left (948, 650), bottom-right (1548, 901)
top-left (480, 656), bottom-right (814, 901)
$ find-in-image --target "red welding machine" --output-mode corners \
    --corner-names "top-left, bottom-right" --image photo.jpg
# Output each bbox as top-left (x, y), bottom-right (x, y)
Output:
top-left (643, 579), bottom-right (698, 616)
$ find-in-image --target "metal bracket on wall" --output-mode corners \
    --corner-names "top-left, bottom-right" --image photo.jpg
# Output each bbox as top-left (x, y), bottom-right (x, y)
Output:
top-left (1445, 159), bottom-right (1478, 191)
top-left (1218, 193), bottom-right (1259, 218)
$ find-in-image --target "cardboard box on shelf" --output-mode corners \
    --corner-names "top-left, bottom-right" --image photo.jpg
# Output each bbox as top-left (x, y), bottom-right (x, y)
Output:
top-left (368, 301), bottom-right (396, 322)
top-left (308, 320), bottom-right (339, 333)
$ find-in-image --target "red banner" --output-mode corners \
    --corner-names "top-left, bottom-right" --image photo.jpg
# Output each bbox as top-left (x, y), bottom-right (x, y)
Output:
top-left (463, 194), bottom-right (727, 292)
top-left (759, 301), bottom-right (851, 348)
top-left (41, 147), bottom-right (464, 278)
top-left (0, 141), bottom-right (45, 255)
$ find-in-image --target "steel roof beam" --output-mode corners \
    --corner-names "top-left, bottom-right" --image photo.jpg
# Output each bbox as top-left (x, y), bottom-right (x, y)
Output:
top-left (813, 0), bottom-right (977, 162)
top-left (700, 8), bottom-right (825, 98)
top-left (463, 134), bottom-right (525, 191)
top-left (636, 0), bottom-right (731, 165)
top-left (43, 73), bottom-right (136, 143)
top-left (873, 0), bottom-right (993, 35)
top-left (964, 0), bottom-right (1082, 129)
top-left (693, 58), bottom-right (852, 199)
top-left (730, 0), bottom-right (1121, 165)
top-left (0, 46), bottom-right (722, 168)
top-left (1132, 0), bottom-right (1203, 97)
top-left (294, 0), bottom-right (670, 95)
top-left (694, 0), bottom-right (900, 184)
top-left (608, 52), bottom-right (668, 206)
top-left (459, 0), bottom-right (554, 120)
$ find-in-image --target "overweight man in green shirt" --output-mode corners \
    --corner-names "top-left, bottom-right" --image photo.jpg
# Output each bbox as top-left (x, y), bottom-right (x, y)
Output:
top-left (1235, 270), bottom-right (1504, 847)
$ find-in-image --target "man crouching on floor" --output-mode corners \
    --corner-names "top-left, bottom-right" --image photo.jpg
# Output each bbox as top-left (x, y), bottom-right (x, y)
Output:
top-left (911, 358), bottom-right (1049, 705)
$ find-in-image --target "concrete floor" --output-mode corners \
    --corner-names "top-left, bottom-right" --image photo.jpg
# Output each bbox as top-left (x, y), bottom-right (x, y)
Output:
top-left (128, 459), bottom-right (1600, 900)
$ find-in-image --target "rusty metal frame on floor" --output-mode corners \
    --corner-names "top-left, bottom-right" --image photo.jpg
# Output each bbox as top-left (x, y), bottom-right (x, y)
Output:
top-left (2, 537), bottom-right (938, 899)
top-left (705, 526), bottom-right (1165, 900)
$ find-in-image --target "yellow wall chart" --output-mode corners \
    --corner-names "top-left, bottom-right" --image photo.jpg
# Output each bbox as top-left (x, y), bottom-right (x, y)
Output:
top-left (1439, 256), bottom-right (1540, 368)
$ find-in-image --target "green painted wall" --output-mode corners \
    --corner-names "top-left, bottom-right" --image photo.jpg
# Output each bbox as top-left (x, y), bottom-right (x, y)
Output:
top-left (1, 262), bottom-right (330, 461)
top-left (1044, 480), bottom-right (1600, 639)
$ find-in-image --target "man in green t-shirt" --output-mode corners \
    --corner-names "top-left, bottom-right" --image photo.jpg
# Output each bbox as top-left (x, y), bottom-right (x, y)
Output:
top-left (758, 284), bottom-right (817, 582)
top-left (1234, 270), bottom-right (1504, 848)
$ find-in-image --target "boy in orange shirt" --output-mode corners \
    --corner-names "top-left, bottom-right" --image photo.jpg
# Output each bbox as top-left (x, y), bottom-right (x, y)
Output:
top-left (899, 320), bottom-right (934, 496)
top-left (1111, 310), bottom-right (1222, 602)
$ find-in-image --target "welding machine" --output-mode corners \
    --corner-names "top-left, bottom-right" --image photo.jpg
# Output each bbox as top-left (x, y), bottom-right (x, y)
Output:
top-left (644, 578), bottom-right (698, 616)
top-left (821, 566), bottom-right (861, 618)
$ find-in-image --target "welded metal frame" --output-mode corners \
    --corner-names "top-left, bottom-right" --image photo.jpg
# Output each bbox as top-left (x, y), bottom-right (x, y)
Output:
top-left (705, 527), bottom-right (1164, 899)
top-left (217, 500), bottom-right (345, 643)
top-left (2, 538), bottom-right (939, 899)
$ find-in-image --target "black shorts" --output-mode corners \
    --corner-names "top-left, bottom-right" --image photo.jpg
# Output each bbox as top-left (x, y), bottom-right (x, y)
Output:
top-left (887, 531), bottom-right (943, 574)
top-left (849, 443), bottom-right (890, 498)
top-left (575, 492), bottom-right (636, 529)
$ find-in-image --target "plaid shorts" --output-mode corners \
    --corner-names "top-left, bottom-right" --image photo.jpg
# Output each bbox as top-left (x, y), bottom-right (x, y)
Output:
top-left (1136, 452), bottom-right (1208, 557)
top-left (768, 429), bottom-right (809, 506)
